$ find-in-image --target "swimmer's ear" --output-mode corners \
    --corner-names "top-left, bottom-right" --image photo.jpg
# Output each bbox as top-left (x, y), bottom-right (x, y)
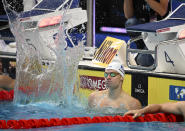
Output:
top-left (120, 76), bottom-right (123, 80)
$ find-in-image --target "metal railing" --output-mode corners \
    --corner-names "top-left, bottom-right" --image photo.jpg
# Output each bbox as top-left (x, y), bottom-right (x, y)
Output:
top-left (126, 35), bottom-right (158, 70)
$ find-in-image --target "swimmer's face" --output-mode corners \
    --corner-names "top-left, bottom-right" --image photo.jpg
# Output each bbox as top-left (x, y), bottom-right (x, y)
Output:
top-left (104, 69), bottom-right (123, 88)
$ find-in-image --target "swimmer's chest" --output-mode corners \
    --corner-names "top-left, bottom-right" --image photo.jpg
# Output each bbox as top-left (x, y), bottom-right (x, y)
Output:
top-left (98, 97), bottom-right (127, 109)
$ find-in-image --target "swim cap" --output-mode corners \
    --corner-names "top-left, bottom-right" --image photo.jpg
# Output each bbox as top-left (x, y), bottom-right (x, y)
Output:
top-left (106, 61), bottom-right (125, 77)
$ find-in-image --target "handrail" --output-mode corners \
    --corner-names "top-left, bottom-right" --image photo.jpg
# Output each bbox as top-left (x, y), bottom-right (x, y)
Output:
top-left (126, 35), bottom-right (157, 70)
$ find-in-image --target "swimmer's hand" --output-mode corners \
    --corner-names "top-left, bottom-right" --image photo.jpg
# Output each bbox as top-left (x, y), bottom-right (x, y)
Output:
top-left (124, 109), bottom-right (144, 119)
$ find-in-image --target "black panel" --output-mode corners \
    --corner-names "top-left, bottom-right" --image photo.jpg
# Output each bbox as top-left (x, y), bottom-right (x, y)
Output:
top-left (131, 74), bottom-right (148, 106)
top-left (95, 0), bottom-right (126, 33)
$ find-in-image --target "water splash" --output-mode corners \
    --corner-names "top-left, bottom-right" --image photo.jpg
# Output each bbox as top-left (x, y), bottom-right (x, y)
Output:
top-left (3, 0), bottom-right (86, 108)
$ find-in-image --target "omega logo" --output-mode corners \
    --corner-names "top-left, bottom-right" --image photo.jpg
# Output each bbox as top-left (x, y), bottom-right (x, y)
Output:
top-left (135, 83), bottom-right (145, 94)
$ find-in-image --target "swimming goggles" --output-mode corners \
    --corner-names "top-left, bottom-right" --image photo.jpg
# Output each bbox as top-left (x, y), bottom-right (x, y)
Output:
top-left (104, 72), bottom-right (119, 78)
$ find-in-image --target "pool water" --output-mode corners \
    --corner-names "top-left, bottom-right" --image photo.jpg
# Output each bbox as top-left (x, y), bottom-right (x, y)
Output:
top-left (0, 101), bottom-right (90, 120)
top-left (0, 101), bottom-right (127, 120)
top-left (0, 101), bottom-right (185, 131)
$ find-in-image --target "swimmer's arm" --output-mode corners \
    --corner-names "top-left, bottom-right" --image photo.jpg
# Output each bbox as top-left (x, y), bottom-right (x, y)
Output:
top-left (125, 102), bottom-right (185, 118)
top-left (144, 102), bottom-right (185, 115)
top-left (160, 102), bottom-right (185, 115)
top-left (124, 0), bottom-right (134, 19)
top-left (125, 104), bottom-right (162, 118)
top-left (145, 0), bottom-right (169, 17)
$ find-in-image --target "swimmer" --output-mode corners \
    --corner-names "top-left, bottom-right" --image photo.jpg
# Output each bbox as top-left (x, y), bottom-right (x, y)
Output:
top-left (88, 60), bottom-right (142, 110)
